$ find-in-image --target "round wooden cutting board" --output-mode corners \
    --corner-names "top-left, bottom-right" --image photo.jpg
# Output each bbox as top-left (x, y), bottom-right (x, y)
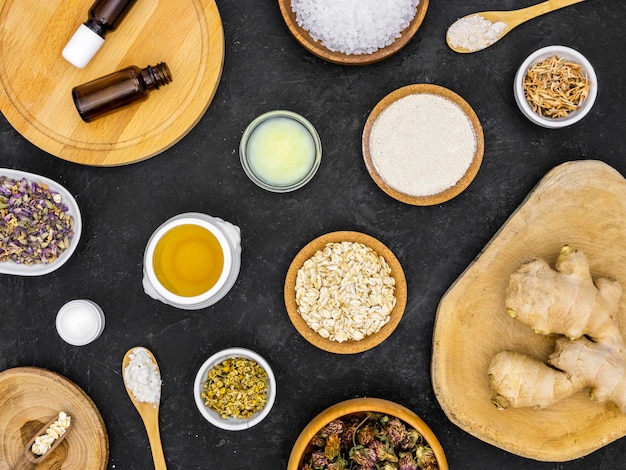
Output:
top-left (0, 367), bottom-right (109, 468)
top-left (0, 0), bottom-right (224, 166)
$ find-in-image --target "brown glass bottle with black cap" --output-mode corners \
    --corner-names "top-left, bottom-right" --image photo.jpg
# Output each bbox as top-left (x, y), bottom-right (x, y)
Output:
top-left (72, 62), bottom-right (172, 122)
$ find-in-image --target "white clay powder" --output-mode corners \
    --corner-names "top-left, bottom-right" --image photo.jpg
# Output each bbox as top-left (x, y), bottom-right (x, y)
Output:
top-left (447, 14), bottom-right (507, 52)
top-left (369, 93), bottom-right (476, 197)
top-left (291, 0), bottom-right (420, 55)
top-left (124, 347), bottom-right (162, 405)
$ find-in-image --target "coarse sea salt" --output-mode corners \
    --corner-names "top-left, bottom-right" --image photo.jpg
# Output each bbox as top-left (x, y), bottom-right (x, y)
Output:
top-left (124, 347), bottom-right (162, 406)
top-left (447, 14), bottom-right (507, 52)
top-left (291, 0), bottom-right (420, 55)
top-left (369, 93), bottom-right (476, 197)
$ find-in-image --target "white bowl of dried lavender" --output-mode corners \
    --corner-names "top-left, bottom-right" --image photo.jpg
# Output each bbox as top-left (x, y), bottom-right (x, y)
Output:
top-left (514, 45), bottom-right (597, 129)
top-left (288, 398), bottom-right (448, 470)
top-left (0, 169), bottom-right (81, 276)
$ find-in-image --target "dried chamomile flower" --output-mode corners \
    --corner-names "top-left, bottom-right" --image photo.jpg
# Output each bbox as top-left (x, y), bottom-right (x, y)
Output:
top-left (200, 357), bottom-right (268, 419)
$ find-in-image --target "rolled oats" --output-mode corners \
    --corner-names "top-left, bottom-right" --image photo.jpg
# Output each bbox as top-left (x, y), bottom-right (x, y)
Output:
top-left (295, 241), bottom-right (396, 342)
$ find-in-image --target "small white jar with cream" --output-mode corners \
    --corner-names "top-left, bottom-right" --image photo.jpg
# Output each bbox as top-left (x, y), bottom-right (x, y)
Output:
top-left (240, 110), bottom-right (322, 192)
top-left (56, 299), bottom-right (105, 346)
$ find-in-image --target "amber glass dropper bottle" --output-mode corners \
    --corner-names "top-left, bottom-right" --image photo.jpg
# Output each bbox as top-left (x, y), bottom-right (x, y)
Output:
top-left (72, 63), bottom-right (173, 123)
top-left (62, 0), bottom-right (139, 69)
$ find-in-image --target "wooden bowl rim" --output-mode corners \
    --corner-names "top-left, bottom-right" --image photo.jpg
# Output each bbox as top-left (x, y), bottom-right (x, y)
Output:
top-left (284, 231), bottom-right (407, 354)
top-left (277, 0), bottom-right (430, 65)
top-left (287, 397), bottom-right (448, 470)
top-left (362, 83), bottom-right (484, 206)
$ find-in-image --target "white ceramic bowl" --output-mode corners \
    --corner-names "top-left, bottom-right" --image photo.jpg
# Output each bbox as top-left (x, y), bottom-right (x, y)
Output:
top-left (514, 45), bottom-right (597, 129)
top-left (193, 347), bottom-right (276, 431)
top-left (142, 213), bottom-right (241, 310)
top-left (0, 168), bottom-right (82, 276)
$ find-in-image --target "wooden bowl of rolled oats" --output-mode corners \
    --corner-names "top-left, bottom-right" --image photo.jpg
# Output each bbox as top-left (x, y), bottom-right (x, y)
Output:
top-left (284, 231), bottom-right (407, 354)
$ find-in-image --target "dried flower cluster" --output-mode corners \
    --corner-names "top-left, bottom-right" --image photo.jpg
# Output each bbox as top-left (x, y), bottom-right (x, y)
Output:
top-left (523, 55), bottom-right (590, 118)
top-left (0, 176), bottom-right (75, 265)
top-left (300, 413), bottom-right (439, 470)
top-left (201, 357), bottom-right (268, 419)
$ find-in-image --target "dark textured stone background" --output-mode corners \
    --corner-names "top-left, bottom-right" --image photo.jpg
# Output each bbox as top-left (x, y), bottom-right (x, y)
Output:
top-left (1, 1), bottom-right (626, 468)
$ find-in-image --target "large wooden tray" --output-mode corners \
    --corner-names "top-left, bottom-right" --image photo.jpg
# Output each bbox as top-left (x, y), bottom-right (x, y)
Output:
top-left (0, 0), bottom-right (224, 166)
top-left (432, 160), bottom-right (626, 461)
top-left (0, 367), bottom-right (109, 468)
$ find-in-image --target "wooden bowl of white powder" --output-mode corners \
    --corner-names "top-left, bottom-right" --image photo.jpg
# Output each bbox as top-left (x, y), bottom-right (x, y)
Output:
top-left (363, 84), bottom-right (484, 205)
top-left (278, 0), bottom-right (429, 65)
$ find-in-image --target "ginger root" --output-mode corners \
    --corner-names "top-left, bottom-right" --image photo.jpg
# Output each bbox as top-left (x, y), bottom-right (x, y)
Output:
top-left (488, 245), bottom-right (626, 412)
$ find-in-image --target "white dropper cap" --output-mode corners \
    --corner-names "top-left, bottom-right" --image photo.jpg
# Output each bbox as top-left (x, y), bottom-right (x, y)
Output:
top-left (62, 24), bottom-right (105, 69)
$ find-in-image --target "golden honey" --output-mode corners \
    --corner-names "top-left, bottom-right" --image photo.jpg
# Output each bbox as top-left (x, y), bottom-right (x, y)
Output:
top-left (152, 224), bottom-right (224, 297)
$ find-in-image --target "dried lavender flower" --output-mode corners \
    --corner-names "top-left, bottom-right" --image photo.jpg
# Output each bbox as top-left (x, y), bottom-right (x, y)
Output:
top-left (328, 459), bottom-right (348, 470)
top-left (0, 176), bottom-right (74, 265)
top-left (340, 420), bottom-right (360, 450)
top-left (384, 418), bottom-right (408, 447)
top-left (401, 428), bottom-right (423, 450)
top-left (415, 445), bottom-right (438, 468)
top-left (310, 434), bottom-right (326, 448)
top-left (322, 419), bottom-right (345, 436)
top-left (357, 423), bottom-right (376, 446)
top-left (399, 454), bottom-right (418, 470)
top-left (350, 447), bottom-right (377, 470)
top-left (381, 464), bottom-right (400, 470)
top-left (370, 439), bottom-right (398, 463)
top-left (311, 449), bottom-right (329, 467)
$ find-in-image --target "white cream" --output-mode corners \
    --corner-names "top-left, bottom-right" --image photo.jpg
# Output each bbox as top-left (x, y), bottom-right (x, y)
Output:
top-left (247, 116), bottom-right (316, 187)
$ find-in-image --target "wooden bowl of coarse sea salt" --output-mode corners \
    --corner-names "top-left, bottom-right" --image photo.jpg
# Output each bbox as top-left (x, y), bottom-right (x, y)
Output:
top-left (362, 84), bottom-right (484, 205)
top-left (279, 0), bottom-right (430, 65)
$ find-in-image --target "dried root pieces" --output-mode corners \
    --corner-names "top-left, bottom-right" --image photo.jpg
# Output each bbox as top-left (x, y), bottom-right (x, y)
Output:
top-left (523, 55), bottom-right (590, 118)
top-left (489, 246), bottom-right (626, 412)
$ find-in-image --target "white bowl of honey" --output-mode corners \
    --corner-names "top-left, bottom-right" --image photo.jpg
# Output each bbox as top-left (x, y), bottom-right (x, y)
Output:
top-left (142, 213), bottom-right (241, 310)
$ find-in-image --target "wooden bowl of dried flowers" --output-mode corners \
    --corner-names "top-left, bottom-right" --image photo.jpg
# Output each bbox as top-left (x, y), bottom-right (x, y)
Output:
top-left (288, 398), bottom-right (448, 470)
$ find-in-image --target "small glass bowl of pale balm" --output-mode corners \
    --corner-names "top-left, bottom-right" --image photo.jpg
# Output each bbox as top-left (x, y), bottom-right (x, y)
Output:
top-left (240, 110), bottom-right (322, 192)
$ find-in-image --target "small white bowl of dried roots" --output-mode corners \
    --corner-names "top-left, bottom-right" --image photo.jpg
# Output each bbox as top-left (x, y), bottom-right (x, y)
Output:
top-left (514, 45), bottom-right (597, 129)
